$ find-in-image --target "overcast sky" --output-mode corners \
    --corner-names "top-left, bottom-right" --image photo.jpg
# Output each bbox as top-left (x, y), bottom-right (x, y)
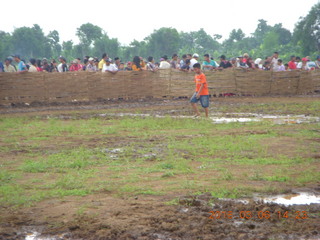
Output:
top-left (1, 0), bottom-right (319, 45)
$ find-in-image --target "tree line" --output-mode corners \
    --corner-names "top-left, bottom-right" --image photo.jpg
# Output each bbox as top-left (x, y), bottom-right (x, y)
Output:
top-left (0, 3), bottom-right (319, 63)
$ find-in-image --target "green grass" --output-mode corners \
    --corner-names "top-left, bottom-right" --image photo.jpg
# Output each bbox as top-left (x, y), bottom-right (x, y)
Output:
top-left (0, 105), bottom-right (319, 207)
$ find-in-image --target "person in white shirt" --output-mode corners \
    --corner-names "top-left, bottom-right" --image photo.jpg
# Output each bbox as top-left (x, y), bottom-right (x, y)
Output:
top-left (102, 59), bottom-right (118, 73)
top-left (270, 52), bottom-right (279, 70)
top-left (28, 58), bottom-right (38, 72)
top-left (159, 55), bottom-right (170, 69)
top-left (300, 58), bottom-right (311, 71)
top-left (274, 59), bottom-right (285, 71)
top-left (190, 53), bottom-right (199, 70)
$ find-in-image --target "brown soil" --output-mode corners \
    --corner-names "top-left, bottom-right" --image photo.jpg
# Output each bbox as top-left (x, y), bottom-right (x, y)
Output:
top-left (1, 192), bottom-right (320, 240)
top-left (1, 96), bottom-right (320, 240)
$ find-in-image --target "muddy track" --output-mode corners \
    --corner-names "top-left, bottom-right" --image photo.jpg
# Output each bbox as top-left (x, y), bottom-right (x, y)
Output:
top-left (1, 192), bottom-right (320, 240)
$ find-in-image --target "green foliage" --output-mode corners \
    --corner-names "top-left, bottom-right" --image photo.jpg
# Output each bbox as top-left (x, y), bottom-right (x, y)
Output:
top-left (293, 3), bottom-right (320, 56)
top-left (145, 27), bottom-right (180, 59)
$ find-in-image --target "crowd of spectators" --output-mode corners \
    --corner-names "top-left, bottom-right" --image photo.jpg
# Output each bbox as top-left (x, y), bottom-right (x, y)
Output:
top-left (0, 52), bottom-right (320, 73)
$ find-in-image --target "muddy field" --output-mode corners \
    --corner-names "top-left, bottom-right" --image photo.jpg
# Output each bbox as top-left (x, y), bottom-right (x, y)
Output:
top-left (0, 96), bottom-right (320, 240)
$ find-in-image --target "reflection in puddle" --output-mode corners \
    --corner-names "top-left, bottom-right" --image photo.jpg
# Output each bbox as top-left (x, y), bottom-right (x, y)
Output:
top-left (256, 192), bottom-right (320, 206)
top-left (97, 112), bottom-right (320, 124)
top-left (25, 231), bottom-right (68, 240)
top-left (25, 231), bottom-right (52, 240)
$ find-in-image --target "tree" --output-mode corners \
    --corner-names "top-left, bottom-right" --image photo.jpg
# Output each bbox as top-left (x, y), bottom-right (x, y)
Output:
top-left (47, 30), bottom-right (61, 57)
top-left (0, 31), bottom-right (13, 60)
top-left (293, 3), bottom-right (320, 55)
top-left (62, 40), bottom-right (74, 60)
top-left (273, 24), bottom-right (292, 45)
top-left (93, 34), bottom-right (120, 58)
top-left (145, 27), bottom-right (180, 58)
top-left (179, 29), bottom-right (221, 56)
top-left (253, 19), bottom-right (272, 47)
top-left (76, 23), bottom-right (103, 47)
top-left (11, 24), bottom-right (52, 58)
top-left (76, 23), bottom-right (103, 56)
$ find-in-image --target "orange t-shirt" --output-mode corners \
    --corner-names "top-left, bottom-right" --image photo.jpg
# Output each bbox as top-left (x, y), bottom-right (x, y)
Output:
top-left (195, 73), bottom-right (209, 95)
top-left (132, 61), bottom-right (146, 71)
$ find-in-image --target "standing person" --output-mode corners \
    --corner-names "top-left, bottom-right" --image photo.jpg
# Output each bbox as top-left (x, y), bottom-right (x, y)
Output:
top-left (57, 56), bottom-right (68, 72)
top-left (114, 57), bottom-right (121, 69)
top-left (146, 56), bottom-right (158, 72)
top-left (190, 53), bottom-right (199, 70)
top-left (98, 53), bottom-right (108, 71)
top-left (237, 56), bottom-right (248, 68)
top-left (28, 58), bottom-right (38, 72)
top-left (76, 58), bottom-right (83, 69)
top-left (102, 59), bottom-right (118, 73)
top-left (180, 54), bottom-right (187, 68)
top-left (202, 54), bottom-right (217, 71)
top-left (218, 55), bottom-right (232, 69)
top-left (86, 57), bottom-right (97, 72)
top-left (0, 61), bottom-right (3, 72)
top-left (242, 53), bottom-right (249, 63)
top-left (118, 63), bottom-right (125, 71)
top-left (170, 53), bottom-right (179, 69)
top-left (13, 55), bottom-right (28, 73)
top-left (300, 58), bottom-right (311, 71)
top-left (125, 61), bottom-right (132, 71)
top-left (288, 55), bottom-right (297, 70)
top-left (159, 55), bottom-right (170, 69)
top-left (50, 59), bottom-right (58, 72)
top-left (3, 58), bottom-right (16, 72)
top-left (69, 59), bottom-right (83, 71)
top-left (246, 58), bottom-right (256, 69)
top-left (274, 59), bottom-right (285, 71)
top-left (36, 59), bottom-right (43, 71)
top-left (270, 51), bottom-right (279, 70)
top-left (132, 56), bottom-right (146, 71)
top-left (190, 63), bottom-right (209, 118)
top-left (180, 59), bottom-right (191, 72)
top-left (315, 56), bottom-right (320, 69)
top-left (42, 60), bottom-right (51, 72)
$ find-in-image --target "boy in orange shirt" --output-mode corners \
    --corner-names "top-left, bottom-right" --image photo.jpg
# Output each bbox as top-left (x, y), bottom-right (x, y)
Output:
top-left (190, 63), bottom-right (209, 117)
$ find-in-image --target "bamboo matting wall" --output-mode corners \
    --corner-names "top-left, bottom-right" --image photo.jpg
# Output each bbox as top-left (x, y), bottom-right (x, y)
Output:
top-left (0, 69), bottom-right (319, 105)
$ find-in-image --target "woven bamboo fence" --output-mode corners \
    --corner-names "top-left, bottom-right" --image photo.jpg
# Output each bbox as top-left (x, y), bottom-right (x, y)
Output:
top-left (0, 69), bottom-right (319, 105)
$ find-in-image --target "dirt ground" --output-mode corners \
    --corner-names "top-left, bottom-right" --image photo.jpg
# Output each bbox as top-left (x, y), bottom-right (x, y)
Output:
top-left (1, 96), bottom-right (320, 240)
top-left (1, 191), bottom-right (320, 240)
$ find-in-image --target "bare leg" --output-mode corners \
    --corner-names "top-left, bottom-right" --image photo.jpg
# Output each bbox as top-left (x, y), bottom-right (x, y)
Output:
top-left (191, 103), bottom-right (200, 116)
top-left (204, 107), bottom-right (209, 118)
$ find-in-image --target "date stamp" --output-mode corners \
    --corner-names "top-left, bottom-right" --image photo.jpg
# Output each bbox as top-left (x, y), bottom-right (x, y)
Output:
top-left (208, 210), bottom-right (309, 220)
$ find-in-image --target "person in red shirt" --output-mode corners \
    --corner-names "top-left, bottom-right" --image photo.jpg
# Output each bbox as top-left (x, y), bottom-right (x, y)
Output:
top-left (69, 60), bottom-right (83, 71)
top-left (190, 63), bottom-right (209, 118)
top-left (288, 55), bottom-right (297, 70)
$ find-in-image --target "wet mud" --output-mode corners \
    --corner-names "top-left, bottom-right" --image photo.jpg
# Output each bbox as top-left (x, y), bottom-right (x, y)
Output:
top-left (1, 191), bottom-right (320, 240)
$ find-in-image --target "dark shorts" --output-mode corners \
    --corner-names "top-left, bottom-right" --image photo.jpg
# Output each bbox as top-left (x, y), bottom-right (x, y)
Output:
top-left (190, 93), bottom-right (209, 108)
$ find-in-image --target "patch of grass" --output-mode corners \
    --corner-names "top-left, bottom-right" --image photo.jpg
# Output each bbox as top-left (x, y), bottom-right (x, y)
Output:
top-left (263, 175), bottom-right (290, 182)
top-left (20, 160), bottom-right (50, 173)
top-left (295, 170), bottom-right (320, 184)
top-left (164, 198), bottom-right (180, 206)
top-left (0, 170), bottom-right (18, 185)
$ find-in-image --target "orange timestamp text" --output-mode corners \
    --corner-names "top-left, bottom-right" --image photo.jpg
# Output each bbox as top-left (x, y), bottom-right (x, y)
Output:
top-left (208, 210), bottom-right (309, 220)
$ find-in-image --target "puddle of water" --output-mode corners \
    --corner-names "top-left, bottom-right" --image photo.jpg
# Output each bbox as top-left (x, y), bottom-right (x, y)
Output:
top-left (24, 231), bottom-right (54, 240)
top-left (220, 192), bottom-right (320, 206)
top-left (256, 192), bottom-right (320, 206)
top-left (24, 231), bottom-right (69, 240)
top-left (96, 112), bottom-right (320, 124)
top-left (210, 117), bottom-right (258, 123)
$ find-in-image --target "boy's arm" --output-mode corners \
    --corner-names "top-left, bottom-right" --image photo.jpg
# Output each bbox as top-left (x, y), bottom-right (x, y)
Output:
top-left (196, 83), bottom-right (204, 98)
